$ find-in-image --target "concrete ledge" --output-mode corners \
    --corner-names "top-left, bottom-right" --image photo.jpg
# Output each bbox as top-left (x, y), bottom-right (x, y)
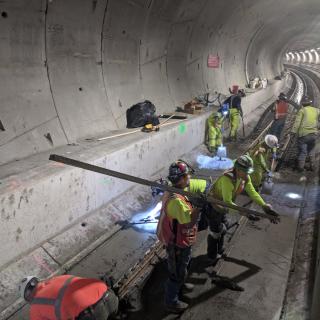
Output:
top-left (0, 77), bottom-right (285, 266)
top-left (0, 81), bottom-right (285, 318)
top-left (0, 113), bottom-right (208, 268)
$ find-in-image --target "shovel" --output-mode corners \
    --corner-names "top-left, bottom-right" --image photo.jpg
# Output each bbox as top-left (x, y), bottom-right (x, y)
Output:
top-left (261, 176), bottom-right (274, 195)
top-left (261, 158), bottom-right (276, 195)
top-left (241, 114), bottom-right (245, 137)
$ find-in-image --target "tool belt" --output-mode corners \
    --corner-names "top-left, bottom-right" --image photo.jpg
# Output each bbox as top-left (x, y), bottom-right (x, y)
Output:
top-left (76, 291), bottom-right (110, 319)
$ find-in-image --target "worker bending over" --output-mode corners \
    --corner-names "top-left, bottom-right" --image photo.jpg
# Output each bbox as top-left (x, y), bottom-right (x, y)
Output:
top-left (157, 161), bottom-right (206, 313)
top-left (207, 112), bottom-right (223, 154)
top-left (205, 155), bottom-right (279, 263)
top-left (247, 134), bottom-right (278, 189)
top-left (19, 274), bottom-right (119, 320)
top-left (291, 95), bottom-right (319, 172)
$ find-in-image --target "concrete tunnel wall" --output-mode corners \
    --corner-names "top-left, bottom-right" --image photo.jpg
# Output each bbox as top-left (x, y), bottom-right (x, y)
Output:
top-left (0, 80), bottom-right (284, 270)
top-left (2, 0), bottom-right (320, 165)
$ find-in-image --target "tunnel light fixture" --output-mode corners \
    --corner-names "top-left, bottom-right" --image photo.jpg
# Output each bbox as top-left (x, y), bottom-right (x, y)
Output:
top-left (314, 50), bottom-right (320, 64)
top-left (288, 52), bottom-right (295, 62)
top-left (306, 51), bottom-right (313, 63)
top-left (300, 52), bottom-right (307, 63)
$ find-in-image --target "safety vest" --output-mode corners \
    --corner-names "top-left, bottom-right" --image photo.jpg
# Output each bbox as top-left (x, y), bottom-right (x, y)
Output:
top-left (299, 106), bottom-right (319, 137)
top-left (275, 100), bottom-right (288, 119)
top-left (30, 275), bottom-right (108, 320)
top-left (223, 170), bottom-right (247, 201)
top-left (156, 193), bottom-right (197, 248)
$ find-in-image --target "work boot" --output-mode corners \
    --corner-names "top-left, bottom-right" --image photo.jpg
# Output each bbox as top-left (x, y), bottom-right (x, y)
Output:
top-left (306, 163), bottom-right (315, 172)
top-left (248, 214), bottom-right (260, 221)
top-left (182, 283), bottom-right (194, 291)
top-left (206, 254), bottom-right (222, 266)
top-left (165, 300), bottom-right (189, 314)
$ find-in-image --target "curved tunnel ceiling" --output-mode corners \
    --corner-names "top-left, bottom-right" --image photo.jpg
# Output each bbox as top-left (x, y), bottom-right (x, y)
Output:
top-left (1, 0), bottom-right (320, 165)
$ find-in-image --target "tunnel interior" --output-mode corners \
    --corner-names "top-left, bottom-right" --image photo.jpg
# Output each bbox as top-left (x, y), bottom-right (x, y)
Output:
top-left (0, 0), bottom-right (320, 164)
top-left (2, 1), bottom-right (320, 320)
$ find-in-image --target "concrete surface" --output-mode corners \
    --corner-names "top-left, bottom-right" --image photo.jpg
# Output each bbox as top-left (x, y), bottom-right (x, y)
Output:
top-left (0, 114), bottom-right (207, 268)
top-left (0, 82), bottom-right (283, 271)
top-left (7, 145), bottom-right (304, 320)
top-left (1, 0), bottom-right (320, 318)
top-left (1, 0), bottom-right (320, 164)
top-left (123, 182), bottom-right (304, 320)
top-left (0, 81), bottom-right (285, 318)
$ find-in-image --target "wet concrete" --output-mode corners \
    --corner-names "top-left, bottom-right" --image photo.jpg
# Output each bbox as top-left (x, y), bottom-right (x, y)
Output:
top-left (8, 144), bottom-right (313, 320)
top-left (124, 182), bottom-right (303, 320)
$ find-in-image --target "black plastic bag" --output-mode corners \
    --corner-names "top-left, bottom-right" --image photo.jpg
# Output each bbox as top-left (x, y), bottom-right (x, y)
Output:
top-left (126, 100), bottom-right (159, 128)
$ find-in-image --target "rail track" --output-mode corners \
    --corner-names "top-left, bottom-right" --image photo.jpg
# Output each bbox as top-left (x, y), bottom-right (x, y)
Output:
top-left (113, 72), bottom-right (308, 306)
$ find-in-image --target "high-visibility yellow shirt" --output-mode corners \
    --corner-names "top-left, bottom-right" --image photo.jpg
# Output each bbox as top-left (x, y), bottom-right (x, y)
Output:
top-left (209, 175), bottom-right (266, 209)
top-left (166, 179), bottom-right (207, 224)
top-left (248, 143), bottom-right (271, 172)
top-left (291, 105), bottom-right (319, 137)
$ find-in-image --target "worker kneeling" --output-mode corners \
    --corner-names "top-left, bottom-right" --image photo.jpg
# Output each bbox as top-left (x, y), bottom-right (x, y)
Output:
top-left (157, 161), bottom-right (203, 314)
top-left (206, 155), bottom-right (277, 263)
top-left (207, 112), bottom-right (223, 154)
top-left (247, 134), bottom-right (278, 189)
top-left (19, 274), bottom-right (119, 320)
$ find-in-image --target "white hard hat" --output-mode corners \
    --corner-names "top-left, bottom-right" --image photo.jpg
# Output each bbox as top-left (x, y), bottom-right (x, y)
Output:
top-left (19, 276), bottom-right (39, 301)
top-left (264, 134), bottom-right (278, 148)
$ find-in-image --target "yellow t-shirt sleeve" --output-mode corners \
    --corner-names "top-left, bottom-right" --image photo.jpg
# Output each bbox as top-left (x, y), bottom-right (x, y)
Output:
top-left (166, 198), bottom-right (191, 224)
top-left (245, 176), bottom-right (266, 206)
top-left (188, 179), bottom-right (207, 193)
top-left (219, 176), bottom-right (236, 205)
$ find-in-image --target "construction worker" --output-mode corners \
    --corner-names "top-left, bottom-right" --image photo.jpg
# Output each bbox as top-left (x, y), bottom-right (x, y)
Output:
top-left (247, 134), bottom-right (278, 189)
top-left (19, 274), bottom-right (119, 320)
top-left (156, 161), bottom-right (203, 313)
top-left (207, 112), bottom-right (223, 154)
top-left (224, 89), bottom-right (245, 141)
top-left (291, 95), bottom-right (320, 172)
top-left (270, 93), bottom-right (289, 139)
top-left (205, 155), bottom-right (279, 263)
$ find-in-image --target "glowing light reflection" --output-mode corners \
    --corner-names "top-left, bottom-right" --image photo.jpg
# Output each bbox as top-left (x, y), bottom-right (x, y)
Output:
top-left (285, 193), bottom-right (302, 200)
top-left (130, 202), bottom-right (162, 232)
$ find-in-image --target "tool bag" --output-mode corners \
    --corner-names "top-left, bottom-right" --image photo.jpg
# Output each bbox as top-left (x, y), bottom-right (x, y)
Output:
top-left (126, 100), bottom-right (160, 128)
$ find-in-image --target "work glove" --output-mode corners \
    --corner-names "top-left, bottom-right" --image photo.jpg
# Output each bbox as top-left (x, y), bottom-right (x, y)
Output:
top-left (191, 194), bottom-right (207, 208)
top-left (262, 204), bottom-right (280, 224)
top-left (266, 170), bottom-right (273, 178)
top-left (208, 146), bottom-right (217, 154)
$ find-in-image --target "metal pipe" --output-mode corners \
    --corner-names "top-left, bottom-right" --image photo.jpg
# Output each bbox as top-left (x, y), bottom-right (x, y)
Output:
top-left (49, 154), bottom-right (277, 221)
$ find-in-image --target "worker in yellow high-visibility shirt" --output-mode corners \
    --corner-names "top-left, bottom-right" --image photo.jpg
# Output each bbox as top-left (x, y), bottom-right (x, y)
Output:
top-left (291, 95), bottom-right (320, 172)
top-left (207, 112), bottom-right (223, 154)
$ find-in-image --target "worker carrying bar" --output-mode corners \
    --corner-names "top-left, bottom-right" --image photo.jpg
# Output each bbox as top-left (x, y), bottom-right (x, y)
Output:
top-left (49, 154), bottom-right (280, 223)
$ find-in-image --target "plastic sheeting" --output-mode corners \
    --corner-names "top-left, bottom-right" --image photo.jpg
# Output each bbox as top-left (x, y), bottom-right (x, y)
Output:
top-left (197, 154), bottom-right (234, 170)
